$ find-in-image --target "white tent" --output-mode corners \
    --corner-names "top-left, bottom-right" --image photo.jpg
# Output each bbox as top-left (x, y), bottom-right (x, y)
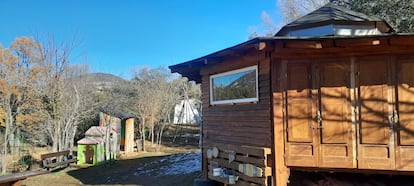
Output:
top-left (173, 99), bottom-right (201, 125)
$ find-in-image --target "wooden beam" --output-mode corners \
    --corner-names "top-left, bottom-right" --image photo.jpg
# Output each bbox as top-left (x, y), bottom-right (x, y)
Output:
top-left (272, 59), bottom-right (290, 186)
top-left (125, 118), bottom-right (134, 153)
top-left (273, 45), bottom-right (414, 59)
top-left (334, 37), bottom-right (387, 47)
top-left (389, 36), bottom-right (414, 46)
top-left (256, 42), bottom-right (267, 50)
top-left (284, 41), bottom-right (323, 49)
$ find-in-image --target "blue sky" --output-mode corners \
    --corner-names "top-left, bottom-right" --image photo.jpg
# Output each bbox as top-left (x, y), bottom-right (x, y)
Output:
top-left (0, 0), bottom-right (282, 79)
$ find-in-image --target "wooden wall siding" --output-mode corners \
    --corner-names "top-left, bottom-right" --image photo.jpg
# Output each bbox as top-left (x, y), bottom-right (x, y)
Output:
top-left (201, 51), bottom-right (272, 147)
top-left (199, 50), bottom-right (272, 183)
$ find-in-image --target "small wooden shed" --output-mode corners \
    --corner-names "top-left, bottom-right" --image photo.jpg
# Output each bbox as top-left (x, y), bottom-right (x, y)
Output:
top-left (169, 3), bottom-right (414, 186)
top-left (77, 126), bottom-right (106, 165)
top-left (99, 108), bottom-right (136, 154)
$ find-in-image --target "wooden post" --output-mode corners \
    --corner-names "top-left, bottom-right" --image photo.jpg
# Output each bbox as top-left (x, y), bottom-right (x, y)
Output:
top-left (125, 118), bottom-right (135, 153)
top-left (272, 59), bottom-right (290, 186)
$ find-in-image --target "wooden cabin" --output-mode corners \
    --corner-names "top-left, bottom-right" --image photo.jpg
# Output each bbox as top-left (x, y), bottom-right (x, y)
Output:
top-left (169, 3), bottom-right (414, 186)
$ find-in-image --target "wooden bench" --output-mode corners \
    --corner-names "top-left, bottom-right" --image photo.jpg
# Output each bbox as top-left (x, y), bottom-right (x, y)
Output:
top-left (205, 143), bottom-right (272, 186)
top-left (40, 150), bottom-right (77, 171)
top-left (0, 170), bottom-right (47, 186)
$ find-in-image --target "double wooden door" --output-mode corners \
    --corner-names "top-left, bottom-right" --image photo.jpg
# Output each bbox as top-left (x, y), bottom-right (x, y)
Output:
top-left (358, 58), bottom-right (414, 170)
top-left (284, 61), bottom-right (354, 168)
top-left (284, 58), bottom-right (414, 171)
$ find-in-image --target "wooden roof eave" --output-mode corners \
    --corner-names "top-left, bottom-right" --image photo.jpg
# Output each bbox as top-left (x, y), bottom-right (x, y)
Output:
top-left (170, 34), bottom-right (414, 83)
top-left (99, 107), bottom-right (137, 120)
top-left (273, 34), bottom-right (414, 59)
top-left (169, 37), bottom-right (273, 83)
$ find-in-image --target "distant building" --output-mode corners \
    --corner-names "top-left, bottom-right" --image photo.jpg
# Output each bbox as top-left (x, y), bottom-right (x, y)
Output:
top-left (77, 108), bottom-right (136, 165)
top-left (173, 99), bottom-right (201, 125)
top-left (99, 107), bottom-right (137, 154)
top-left (77, 126), bottom-right (107, 165)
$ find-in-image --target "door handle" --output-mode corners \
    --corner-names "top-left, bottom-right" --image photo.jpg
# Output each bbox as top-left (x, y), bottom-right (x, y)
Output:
top-left (392, 110), bottom-right (399, 124)
top-left (314, 111), bottom-right (323, 123)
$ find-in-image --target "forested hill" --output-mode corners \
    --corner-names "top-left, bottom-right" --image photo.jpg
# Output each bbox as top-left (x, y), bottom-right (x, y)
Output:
top-left (82, 72), bottom-right (126, 84)
top-left (79, 73), bottom-right (127, 91)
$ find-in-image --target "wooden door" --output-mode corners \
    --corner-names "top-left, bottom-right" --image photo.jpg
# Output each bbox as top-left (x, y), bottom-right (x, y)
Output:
top-left (285, 63), bottom-right (318, 167)
top-left (357, 60), bottom-right (395, 170)
top-left (318, 63), bottom-right (354, 168)
top-left (285, 62), bottom-right (354, 168)
top-left (395, 59), bottom-right (414, 171)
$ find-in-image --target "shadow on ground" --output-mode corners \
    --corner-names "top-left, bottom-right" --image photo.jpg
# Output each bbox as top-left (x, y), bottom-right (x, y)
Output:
top-left (66, 153), bottom-right (201, 186)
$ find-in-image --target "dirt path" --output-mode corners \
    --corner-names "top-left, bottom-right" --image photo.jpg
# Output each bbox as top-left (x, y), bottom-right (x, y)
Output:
top-left (23, 152), bottom-right (201, 186)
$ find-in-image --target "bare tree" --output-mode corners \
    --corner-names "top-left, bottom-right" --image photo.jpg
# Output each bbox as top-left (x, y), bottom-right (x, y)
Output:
top-left (249, 11), bottom-right (282, 38)
top-left (131, 67), bottom-right (191, 151)
top-left (36, 34), bottom-right (88, 153)
top-left (59, 65), bottom-right (92, 152)
top-left (131, 67), bottom-right (161, 151)
top-left (154, 74), bottom-right (183, 150)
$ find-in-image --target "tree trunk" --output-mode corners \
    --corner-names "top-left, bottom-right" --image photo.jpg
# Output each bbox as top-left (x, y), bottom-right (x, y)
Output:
top-left (60, 121), bottom-right (64, 152)
top-left (69, 125), bottom-right (77, 155)
top-left (8, 132), bottom-right (15, 155)
top-left (16, 129), bottom-right (21, 156)
top-left (57, 121), bottom-right (62, 152)
top-left (141, 119), bottom-right (146, 152)
top-left (156, 122), bottom-right (166, 152)
top-left (2, 112), bottom-right (15, 174)
top-left (151, 123), bottom-right (154, 145)
top-left (61, 126), bottom-right (68, 151)
top-left (105, 121), bottom-right (110, 161)
top-left (2, 125), bottom-right (9, 174)
top-left (52, 120), bottom-right (58, 152)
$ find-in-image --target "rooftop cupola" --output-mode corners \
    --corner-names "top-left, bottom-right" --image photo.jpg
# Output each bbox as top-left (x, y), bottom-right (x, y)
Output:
top-left (275, 3), bottom-right (394, 37)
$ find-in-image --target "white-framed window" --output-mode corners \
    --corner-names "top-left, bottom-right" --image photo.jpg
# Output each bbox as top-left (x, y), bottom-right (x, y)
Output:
top-left (210, 65), bottom-right (258, 105)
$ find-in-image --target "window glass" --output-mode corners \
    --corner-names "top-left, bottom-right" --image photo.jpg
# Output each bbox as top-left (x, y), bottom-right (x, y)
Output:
top-left (210, 66), bottom-right (258, 104)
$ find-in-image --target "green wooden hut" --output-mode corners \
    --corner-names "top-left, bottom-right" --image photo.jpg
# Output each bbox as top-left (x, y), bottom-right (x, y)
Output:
top-left (77, 126), bottom-right (107, 165)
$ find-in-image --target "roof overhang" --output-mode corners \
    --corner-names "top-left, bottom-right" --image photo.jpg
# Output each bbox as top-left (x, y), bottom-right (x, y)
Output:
top-left (169, 37), bottom-right (273, 83)
top-left (99, 107), bottom-right (137, 120)
top-left (169, 34), bottom-right (414, 83)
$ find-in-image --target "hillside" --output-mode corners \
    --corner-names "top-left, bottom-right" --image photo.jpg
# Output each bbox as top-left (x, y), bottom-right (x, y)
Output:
top-left (82, 72), bottom-right (127, 85)
top-left (79, 73), bottom-right (128, 91)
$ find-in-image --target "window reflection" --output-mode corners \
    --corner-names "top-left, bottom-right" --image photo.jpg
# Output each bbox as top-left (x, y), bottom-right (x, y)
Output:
top-left (210, 66), bottom-right (258, 104)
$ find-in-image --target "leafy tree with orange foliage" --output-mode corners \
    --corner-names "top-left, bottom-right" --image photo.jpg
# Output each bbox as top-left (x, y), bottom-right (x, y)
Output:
top-left (0, 37), bottom-right (44, 173)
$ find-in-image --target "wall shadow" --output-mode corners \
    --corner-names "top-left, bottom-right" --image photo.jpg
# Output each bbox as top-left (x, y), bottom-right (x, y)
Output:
top-left (66, 154), bottom-right (201, 186)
